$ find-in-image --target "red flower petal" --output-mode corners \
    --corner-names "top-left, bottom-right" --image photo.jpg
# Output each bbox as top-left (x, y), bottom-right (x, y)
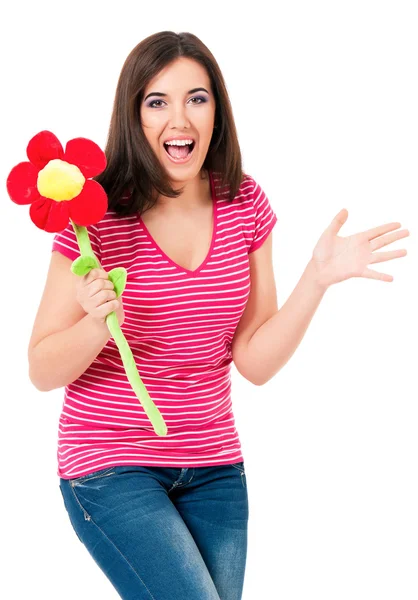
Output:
top-left (6, 161), bottom-right (40, 205)
top-left (27, 131), bottom-right (64, 170)
top-left (29, 197), bottom-right (71, 233)
top-left (69, 180), bottom-right (108, 226)
top-left (64, 138), bottom-right (106, 178)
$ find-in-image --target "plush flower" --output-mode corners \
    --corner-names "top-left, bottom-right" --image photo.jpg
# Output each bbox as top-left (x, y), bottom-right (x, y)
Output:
top-left (7, 130), bottom-right (167, 437)
top-left (7, 130), bottom-right (108, 232)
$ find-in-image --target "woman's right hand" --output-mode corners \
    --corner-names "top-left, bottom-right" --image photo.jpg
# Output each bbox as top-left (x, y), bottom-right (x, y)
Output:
top-left (76, 268), bottom-right (125, 326)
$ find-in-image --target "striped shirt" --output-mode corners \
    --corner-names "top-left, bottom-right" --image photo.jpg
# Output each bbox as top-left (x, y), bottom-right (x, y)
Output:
top-left (52, 170), bottom-right (278, 479)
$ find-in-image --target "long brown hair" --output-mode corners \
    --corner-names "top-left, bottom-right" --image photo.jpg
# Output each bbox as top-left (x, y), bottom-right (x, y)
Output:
top-left (93, 31), bottom-right (245, 217)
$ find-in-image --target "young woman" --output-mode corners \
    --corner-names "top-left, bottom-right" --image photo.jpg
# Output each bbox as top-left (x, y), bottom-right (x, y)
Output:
top-left (28, 31), bottom-right (409, 600)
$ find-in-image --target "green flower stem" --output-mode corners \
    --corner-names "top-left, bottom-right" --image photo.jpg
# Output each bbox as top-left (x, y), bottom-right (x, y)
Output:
top-left (73, 221), bottom-right (101, 263)
top-left (70, 220), bottom-right (168, 437)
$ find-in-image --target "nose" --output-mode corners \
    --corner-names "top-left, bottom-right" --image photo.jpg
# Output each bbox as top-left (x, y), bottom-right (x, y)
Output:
top-left (167, 101), bottom-right (191, 130)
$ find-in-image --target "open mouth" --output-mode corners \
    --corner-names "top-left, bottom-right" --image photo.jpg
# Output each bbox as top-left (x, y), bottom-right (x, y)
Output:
top-left (163, 141), bottom-right (196, 161)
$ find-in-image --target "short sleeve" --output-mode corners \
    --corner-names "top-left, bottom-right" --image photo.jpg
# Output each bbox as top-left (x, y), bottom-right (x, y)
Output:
top-left (51, 221), bottom-right (101, 263)
top-left (248, 178), bottom-right (278, 254)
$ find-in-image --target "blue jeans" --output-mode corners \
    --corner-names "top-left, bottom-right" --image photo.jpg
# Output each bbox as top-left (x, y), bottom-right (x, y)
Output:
top-left (59, 462), bottom-right (249, 599)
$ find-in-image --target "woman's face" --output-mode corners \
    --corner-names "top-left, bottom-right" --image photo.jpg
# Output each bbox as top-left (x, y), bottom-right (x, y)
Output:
top-left (140, 57), bottom-right (216, 182)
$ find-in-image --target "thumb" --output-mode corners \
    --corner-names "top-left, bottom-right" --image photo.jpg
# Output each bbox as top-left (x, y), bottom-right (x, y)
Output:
top-left (328, 208), bottom-right (348, 236)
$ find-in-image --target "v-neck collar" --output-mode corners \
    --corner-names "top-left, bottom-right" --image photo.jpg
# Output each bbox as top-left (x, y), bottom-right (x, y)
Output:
top-left (138, 170), bottom-right (218, 277)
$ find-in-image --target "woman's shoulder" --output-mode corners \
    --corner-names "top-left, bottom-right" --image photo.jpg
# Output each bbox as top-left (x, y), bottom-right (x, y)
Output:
top-left (211, 170), bottom-right (255, 204)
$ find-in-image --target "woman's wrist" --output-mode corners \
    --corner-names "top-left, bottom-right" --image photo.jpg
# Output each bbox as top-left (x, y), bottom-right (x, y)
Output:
top-left (84, 312), bottom-right (113, 341)
top-left (306, 258), bottom-right (331, 293)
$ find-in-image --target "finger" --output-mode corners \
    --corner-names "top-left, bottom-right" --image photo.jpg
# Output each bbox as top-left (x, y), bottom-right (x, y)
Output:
top-left (100, 299), bottom-right (119, 316)
top-left (95, 289), bottom-right (117, 304)
top-left (328, 208), bottom-right (348, 235)
top-left (91, 278), bottom-right (114, 291)
top-left (361, 222), bottom-right (402, 241)
top-left (83, 268), bottom-right (108, 284)
top-left (369, 249), bottom-right (407, 264)
top-left (370, 229), bottom-right (410, 251)
top-left (90, 282), bottom-right (115, 300)
top-left (362, 267), bottom-right (393, 282)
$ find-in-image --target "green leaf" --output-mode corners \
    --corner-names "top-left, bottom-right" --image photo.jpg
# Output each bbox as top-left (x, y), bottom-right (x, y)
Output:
top-left (71, 255), bottom-right (100, 276)
top-left (108, 267), bottom-right (127, 297)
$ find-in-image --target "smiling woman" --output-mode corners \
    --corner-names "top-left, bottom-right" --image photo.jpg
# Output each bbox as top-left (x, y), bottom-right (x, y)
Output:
top-left (42, 30), bottom-right (265, 600)
top-left (89, 32), bottom-right (244, 218)
top-left (138, 56), bottom-right (217, 206)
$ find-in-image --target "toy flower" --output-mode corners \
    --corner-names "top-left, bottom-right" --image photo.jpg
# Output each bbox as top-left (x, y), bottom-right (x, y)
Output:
top-left (6, 130), bottom-right (108, 232)
top-left (7, 130), bottom-right (167, 437)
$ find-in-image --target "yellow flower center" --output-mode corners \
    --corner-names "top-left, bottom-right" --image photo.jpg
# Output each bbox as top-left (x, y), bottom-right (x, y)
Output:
top-left (37, 159), bottom-right (86, 202)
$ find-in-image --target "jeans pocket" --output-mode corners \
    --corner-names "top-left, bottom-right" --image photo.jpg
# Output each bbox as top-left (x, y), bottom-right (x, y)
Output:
top-left (230, 462), bottom-right (245, 474)
top-left (69, 467), bottom-right (117, 486)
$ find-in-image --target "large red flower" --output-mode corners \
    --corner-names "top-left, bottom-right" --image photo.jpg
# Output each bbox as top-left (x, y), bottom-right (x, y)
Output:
top-left (6, 130), bottom-right (108, 232)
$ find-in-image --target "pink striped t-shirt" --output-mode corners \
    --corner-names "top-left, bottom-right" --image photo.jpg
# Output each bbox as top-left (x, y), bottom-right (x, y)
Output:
top-left (52, 170), bottom-right (278, 479)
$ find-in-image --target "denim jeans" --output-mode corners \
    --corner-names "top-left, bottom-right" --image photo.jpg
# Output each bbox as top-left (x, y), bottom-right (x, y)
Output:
top-left (59, 462), bottom-right (249, 599)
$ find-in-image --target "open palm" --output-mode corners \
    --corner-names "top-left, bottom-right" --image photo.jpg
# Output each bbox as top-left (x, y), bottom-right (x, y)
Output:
top-left (312, 209), bottom-right (409, 288)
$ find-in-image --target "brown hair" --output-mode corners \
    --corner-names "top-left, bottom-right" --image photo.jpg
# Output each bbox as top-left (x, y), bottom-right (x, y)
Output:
top-left (93, 31), bottom-right (245, 217)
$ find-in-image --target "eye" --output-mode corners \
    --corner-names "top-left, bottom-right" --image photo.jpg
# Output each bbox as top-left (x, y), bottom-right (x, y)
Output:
top-left (189, 96), bottom-right (206, 104)
top-left (147, 96), bottom-right (207, 108)
top-left (148, 99), bottom-right (164, 108)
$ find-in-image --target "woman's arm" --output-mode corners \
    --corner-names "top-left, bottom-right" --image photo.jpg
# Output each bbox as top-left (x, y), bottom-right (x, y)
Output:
top-left (28, 251), bottom-right (113, 392)
top-left (243, 209), bottom-right (409, 386)
top-left (246, 259), bottom-right (326, 386)
top-left (29, 313), bottom-right (111, 391)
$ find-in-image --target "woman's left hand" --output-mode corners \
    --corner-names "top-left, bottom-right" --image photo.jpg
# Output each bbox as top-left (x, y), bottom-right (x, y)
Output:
top-left (311, 209), bottom-right (409, 289)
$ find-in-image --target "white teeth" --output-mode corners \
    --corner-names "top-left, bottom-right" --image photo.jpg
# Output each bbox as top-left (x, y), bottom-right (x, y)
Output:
top-left (164, 139), bottom-right (194, 146)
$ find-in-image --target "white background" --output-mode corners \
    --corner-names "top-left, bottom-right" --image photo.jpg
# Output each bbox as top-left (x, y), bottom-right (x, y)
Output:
top-left (1, 1), bottom-right (417, 598)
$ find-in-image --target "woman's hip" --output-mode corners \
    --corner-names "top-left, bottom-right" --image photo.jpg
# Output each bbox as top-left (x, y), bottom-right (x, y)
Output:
top-left (59, 462), bottom-right (249, 599)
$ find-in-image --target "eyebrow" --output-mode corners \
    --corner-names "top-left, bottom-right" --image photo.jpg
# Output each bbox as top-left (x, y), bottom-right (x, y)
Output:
top-left (144, 87), bottom-right (210, 101)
